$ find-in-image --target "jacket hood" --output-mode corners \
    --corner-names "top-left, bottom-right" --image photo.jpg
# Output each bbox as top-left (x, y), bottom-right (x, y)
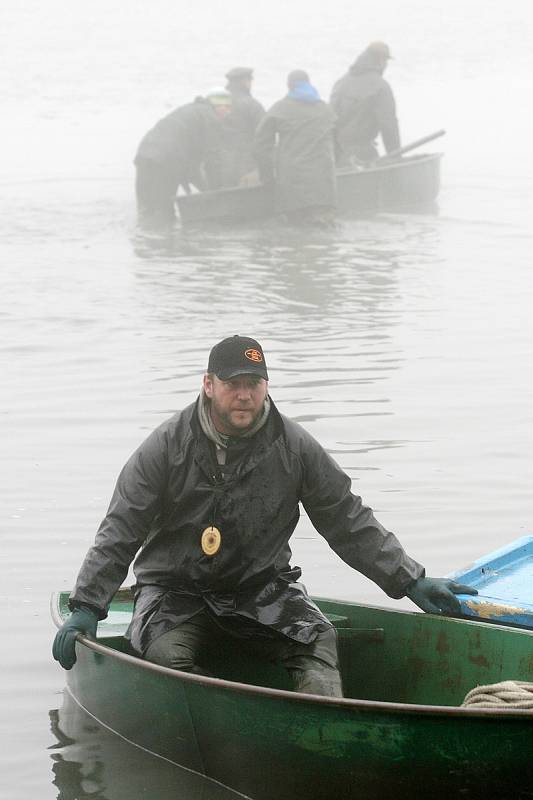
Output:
top-left (349, 50), bottom-right (385, 76)
top-left (287, 82), bottom-right (321, 103)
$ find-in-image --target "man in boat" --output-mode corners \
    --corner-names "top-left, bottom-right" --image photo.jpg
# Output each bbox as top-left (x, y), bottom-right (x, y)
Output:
top-left (220, 66), bottom-right (265, 187)
top-left (53, 335), bottom-right (476, 696)
top-left (330, 41), bottom-right (400, 166)
top-left (133, 88), bottom-right (232, 222)
top-left (253, 70), bottom-right (337, 225)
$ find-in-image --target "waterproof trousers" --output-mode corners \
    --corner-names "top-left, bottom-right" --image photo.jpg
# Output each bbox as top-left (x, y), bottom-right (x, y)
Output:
top-left (134, 157), bottom-right (178, 223)
top-left (145, 610), bottom-right (343, 697)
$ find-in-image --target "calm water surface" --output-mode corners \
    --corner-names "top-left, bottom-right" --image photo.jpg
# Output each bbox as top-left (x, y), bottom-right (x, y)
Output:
top-left (2, 1), bottom-right (533, 797)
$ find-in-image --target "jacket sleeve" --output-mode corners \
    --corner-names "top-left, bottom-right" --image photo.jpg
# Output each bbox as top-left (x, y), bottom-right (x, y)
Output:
top-left (252, 111), bottom-right (278, 183)
top-left (248, 98), bottom-right (266, 132)
top-left (375, 82), bottom-right (400, 153)
top-left (68, 428), bottom-right (169, 617)
top-left (202, 115), bottom-right (227, 190)
top-left (299, 432), bottom-right (423, 598)
top-left (329, 77), bottom-right (350, 123)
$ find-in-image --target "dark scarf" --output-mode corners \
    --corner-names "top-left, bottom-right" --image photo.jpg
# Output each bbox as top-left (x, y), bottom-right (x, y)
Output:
top-left (198, 389), bottom-right (271, 466)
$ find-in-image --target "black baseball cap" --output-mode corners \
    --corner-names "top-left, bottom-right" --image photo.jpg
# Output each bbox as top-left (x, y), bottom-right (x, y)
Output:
top-left (207, 335), bottom-right (268, 380)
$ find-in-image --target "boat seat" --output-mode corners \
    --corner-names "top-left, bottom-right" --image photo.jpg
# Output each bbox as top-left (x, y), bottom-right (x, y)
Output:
top-left (325, 613), bottom-right (351, 627)
top-left (326, 613), bottom-right (384, 642)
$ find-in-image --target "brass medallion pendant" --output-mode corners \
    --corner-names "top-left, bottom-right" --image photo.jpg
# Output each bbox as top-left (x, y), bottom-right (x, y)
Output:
top-left (201, 526), bottom-right (222, 556)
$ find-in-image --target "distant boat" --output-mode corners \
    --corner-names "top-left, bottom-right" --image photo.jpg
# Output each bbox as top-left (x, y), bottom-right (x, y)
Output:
top-left (52, 587), bottom-right (533, 800)
top-left (176, 152), bottom-right (442, 224)
top-left (451, 534), bottom-right (533, 628)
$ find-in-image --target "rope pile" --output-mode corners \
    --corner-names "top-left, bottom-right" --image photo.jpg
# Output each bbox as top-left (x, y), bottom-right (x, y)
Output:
top-left (462, 681), bottom-right (533, 709)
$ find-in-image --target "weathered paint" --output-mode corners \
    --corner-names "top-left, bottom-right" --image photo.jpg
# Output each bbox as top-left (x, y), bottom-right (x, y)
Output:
top-left (464, 598), bottom-right (531, 621)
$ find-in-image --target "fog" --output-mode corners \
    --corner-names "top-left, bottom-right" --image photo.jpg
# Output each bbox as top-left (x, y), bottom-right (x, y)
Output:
top-left (2, 2), bottom-right (533, 798)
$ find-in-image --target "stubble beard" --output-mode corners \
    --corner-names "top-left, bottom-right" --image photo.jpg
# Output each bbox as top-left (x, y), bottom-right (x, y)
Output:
top-left (212, 401), bottom-right (262, 436)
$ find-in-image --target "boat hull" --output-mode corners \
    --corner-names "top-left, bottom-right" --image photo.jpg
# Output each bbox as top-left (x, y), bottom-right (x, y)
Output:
top-left (54, 593), bottom-right (533, 799)
top-left (176, 153), bottom-right (442, 224)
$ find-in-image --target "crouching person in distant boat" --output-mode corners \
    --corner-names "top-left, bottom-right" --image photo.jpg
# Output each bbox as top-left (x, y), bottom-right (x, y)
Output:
top-left (253, 70), bottom-right (337, 227)
top-left (133, 88), bottom-right (232, 224)
top-left (52, 335), bottom-right (477, 697)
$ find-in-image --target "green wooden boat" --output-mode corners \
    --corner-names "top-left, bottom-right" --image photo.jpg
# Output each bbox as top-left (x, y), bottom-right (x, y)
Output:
top-left (51, 589), bottom-right (533, 800)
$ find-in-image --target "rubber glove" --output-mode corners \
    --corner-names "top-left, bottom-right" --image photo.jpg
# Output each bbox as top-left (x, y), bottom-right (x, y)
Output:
top-left (406, 577), bottom-right (478, 615)
top-left (52, 605), bottom-right (98, 670)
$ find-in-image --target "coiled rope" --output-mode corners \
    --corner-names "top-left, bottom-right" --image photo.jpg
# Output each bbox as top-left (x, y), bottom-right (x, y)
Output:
top-left (462, 681), bottom-right (533, 709)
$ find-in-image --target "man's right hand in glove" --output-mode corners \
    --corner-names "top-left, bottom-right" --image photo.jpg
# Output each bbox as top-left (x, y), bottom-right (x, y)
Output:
top-left (52, 605), bottom-right (98, 670)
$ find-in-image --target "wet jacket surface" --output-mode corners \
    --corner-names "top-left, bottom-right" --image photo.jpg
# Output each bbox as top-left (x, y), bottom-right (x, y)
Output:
top-left (221, 88), bottom-right (265, 185)
top-left (253, 96), bottom-right (337, 212)
top-left (134, 98), bottom-right (225, 189)
top-left (70, 398), bottom-right (423, 654)
top-left (330, 57), bottom-right (400, 162)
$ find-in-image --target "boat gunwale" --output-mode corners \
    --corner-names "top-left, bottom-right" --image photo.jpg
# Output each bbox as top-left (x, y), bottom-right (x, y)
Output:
top-left (51, 592), bottom-right (533, 721)
top-left (451, 534), bottom-right (533, 619)
top-left (336, 151), bottom-right (443, 177)
top-left (177, 151), bottom-right (443, 205)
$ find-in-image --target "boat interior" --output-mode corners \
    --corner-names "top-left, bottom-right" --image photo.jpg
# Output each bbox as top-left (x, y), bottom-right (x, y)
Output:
top-left (55, 589), bottom-right (533, 707)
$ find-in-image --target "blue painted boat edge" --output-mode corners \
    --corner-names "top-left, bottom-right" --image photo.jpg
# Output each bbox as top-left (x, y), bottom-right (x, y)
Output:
top-left (449, 535), bottom-right (533, 627)
top-left (448, 534), bottom-right (533, 584)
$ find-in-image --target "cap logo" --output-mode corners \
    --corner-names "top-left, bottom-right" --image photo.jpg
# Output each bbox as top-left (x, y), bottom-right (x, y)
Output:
top-left (245, 348), bottom-right (263, 363)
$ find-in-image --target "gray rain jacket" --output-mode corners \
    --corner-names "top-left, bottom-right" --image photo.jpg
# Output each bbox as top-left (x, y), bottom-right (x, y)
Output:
top-left (253, 95), bottom-right (337, 213)
top-left (134, 98), bottom-right (225, 190)
top-left (330, 53), bottom-right (400, 163)
top-left (221, 87), bottom-right (265, 185)
top-left (69, 398), bottom-right (423, 654)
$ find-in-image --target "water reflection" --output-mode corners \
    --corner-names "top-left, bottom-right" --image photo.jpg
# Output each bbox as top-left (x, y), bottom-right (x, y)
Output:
top-left (129, 217), bottom-right (417, 350)
top-left (49, 692), bottom-right (250, 800)
top-left (129, 215), bottom-right (432, 396)
top-left (129, 215), bottom-right (438, 320)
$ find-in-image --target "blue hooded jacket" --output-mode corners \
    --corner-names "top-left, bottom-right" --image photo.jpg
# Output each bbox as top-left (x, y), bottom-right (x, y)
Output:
top-left (287, 81), bottom-right (321, 103)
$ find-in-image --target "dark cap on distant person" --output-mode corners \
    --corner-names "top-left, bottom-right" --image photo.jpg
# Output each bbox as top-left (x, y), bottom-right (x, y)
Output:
top-left (287, 69), bottom-right (310, 89)
top-left (207, 335), bottom-right (269, 380)
top-left (225, 66), bottom-right (254, 81)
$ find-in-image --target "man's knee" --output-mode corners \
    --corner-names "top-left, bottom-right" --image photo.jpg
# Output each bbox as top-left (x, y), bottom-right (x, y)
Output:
top-left (310, 625), bottom-right (340, 668)
top-left (281, 626), bottom-right (344, 697)
top-left (145, 628), bottom-right (198, 672)
top-left (290, 666), bottom-right (343, 697)
top-left (144, 615), bottom-right (214, 673)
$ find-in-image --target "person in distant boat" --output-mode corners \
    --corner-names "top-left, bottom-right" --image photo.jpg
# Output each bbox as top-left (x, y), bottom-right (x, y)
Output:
top-left (133, 88), bottom-right (232, 222)
top-left (52, 334), bottom-right (477, 697)
top-left (221, 66), bottom-right (265, 187)
top-left (253, 70), bottom-right (337, 225)
top-left (330, 41), bottom-right (400, 166)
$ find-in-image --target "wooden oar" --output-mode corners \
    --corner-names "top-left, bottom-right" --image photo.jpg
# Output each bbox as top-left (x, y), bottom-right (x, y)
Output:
top-left (377, 129), bottom-right (446, 162)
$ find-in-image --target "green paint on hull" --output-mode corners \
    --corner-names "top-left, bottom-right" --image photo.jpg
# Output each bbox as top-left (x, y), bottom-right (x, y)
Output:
top-left (52, 590), bottom-right (533, 799)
